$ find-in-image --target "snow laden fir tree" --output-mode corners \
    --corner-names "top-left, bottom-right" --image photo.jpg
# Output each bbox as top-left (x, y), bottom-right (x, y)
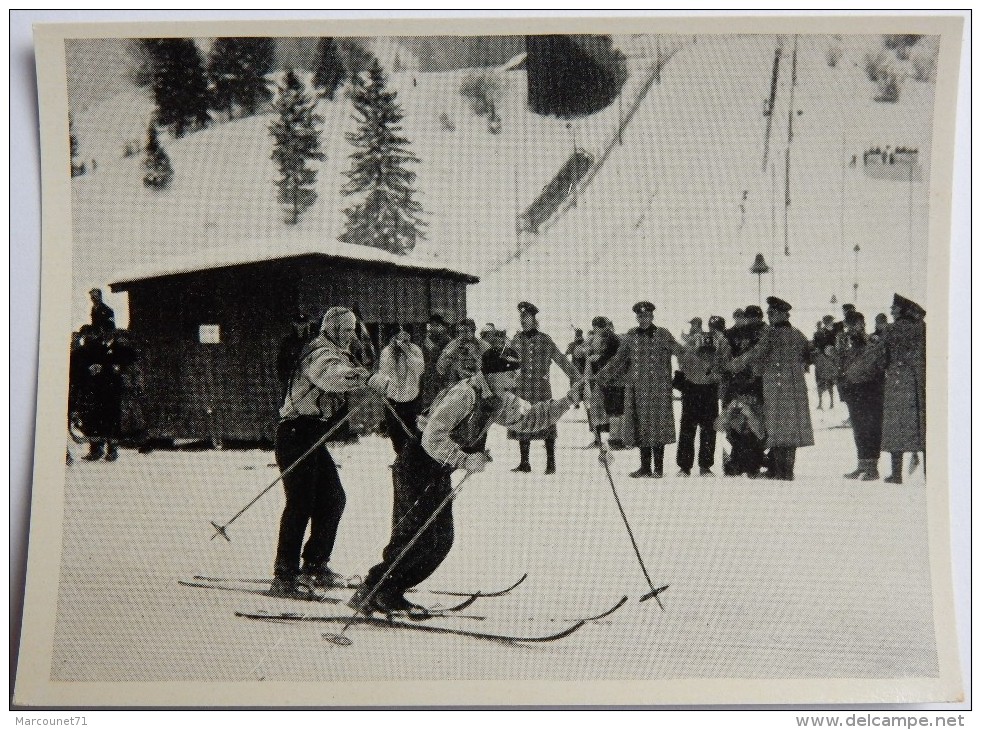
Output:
top-left (340, 60), bottom-right (426, 255)
top-left (207, 38), bottom-right (276, 121)
top-left (269, 70), bottom-right (324, 226)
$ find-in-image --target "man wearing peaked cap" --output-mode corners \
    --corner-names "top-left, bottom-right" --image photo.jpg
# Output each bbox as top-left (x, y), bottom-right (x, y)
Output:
top-left (596, 300), bottom-right (687, 478)
top-left (350, 345), bottom-right (580, 617)
top-left (517, 301), bottom-right (539, 316)
top-left (509, 301), bottom-right (581, 475)
top-left (766, 296), bottom-right (792, 313)
top-left (892, 293), bottom-right (925, 319)
top-left (873, 293), bottom-right (926, 483)
top-left (727, 295), bottom-right (814, 481)
top-left (481, 346), bottom-right (522, 374)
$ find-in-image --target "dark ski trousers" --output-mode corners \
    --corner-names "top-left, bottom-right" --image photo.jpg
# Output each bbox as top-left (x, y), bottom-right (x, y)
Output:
top-left (383, 396), bottom-right (421, 457)
top-left (364, 438), bottom-right (454, 599)
top-left (844, 381), bottom-right (884, 460)
top-left (273, 417), bottom-right (346, 579)
top-left (676, 382), bottom-right (719, 471)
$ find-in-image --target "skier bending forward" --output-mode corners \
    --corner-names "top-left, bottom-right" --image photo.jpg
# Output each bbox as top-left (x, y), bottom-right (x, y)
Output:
top-left (350, 347), bottom-right (581, 617)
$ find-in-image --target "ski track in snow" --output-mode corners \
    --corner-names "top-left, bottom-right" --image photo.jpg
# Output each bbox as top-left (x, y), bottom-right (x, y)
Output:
top-left (55, 405), bottom-right (936, 682)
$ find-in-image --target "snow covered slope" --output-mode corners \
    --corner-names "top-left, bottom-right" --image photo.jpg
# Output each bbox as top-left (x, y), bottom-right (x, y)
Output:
top-left (471, 34), bottom-right (935, 334)
top-left (70, 34), bottom-right (936, 334)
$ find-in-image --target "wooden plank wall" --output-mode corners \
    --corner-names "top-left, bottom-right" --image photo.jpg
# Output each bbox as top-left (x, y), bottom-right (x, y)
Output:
top-left (124, 259), bottom-right (470, 444)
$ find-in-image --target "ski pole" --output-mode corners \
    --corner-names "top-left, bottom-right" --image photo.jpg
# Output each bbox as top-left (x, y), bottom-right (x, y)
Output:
top-left (377, 393), bottom-right (416, 439)
top-left (594, 428), bottom-right (669, 609)
top-left (325, 400), bottom-right (502, 646)
top-left (208, 406), bottom-right (359, 542)
top-left (324, 467), bottom-right (479, 647)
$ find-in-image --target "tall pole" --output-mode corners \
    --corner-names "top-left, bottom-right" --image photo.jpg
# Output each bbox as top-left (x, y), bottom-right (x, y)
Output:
top-left (840, 130), bottom-right (846, 304)
top-left (853, 244), bottom-right (860, 305)
top-left (784, 146), bottom-right (791, 256)
top-left (751, 254), bottom-right (770, 307)
top-left (771, 159), bottom-right (777, 293)
top-left (514, 160), bottom-right (520, 258)
top-left (787, 35), bottom-right (797, 144)
top-left (908, 160), bottom-right (914, 289)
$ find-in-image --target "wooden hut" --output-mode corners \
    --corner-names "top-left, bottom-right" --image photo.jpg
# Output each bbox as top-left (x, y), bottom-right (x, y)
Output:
top-left (110, 241), bottom-right (478, 444)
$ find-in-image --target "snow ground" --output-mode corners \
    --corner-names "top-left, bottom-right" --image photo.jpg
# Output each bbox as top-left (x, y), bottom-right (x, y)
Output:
top-left (54, 403), bottom-right (935, 684)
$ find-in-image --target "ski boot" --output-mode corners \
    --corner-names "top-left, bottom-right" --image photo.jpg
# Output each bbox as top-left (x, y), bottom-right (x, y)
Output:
top-left (299, 563), bottom-right (360, 590)
top-left (268, 575), bottom-right (306, 598)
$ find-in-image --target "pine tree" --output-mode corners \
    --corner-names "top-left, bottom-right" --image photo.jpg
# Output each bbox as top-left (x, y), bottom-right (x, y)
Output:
top-left (142, 123), bottom-right (174, 190)
top-left (339, 60), bottom-right (426, 255)
top-left (146, 39), bottom-right (211, 137)
top-left (313, 37), bottom-right (346, 100)
top-left (207, 38), bottom-right (275, 119)
top-left (269, 69), bottom-right (325, 225)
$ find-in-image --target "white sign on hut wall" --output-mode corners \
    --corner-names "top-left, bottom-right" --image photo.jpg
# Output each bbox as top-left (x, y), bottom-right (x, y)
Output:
top-left (199, 325), bottom-right (221, 344)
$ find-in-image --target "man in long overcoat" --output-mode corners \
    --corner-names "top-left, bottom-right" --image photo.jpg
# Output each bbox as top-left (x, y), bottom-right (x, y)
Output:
top-left (877, 294), bottom-right (926, 483)
top-left (836, 310), bottom-right (885, 480)
top-left (76, 328), bottom-right (135, 462)
top-left (596, 301), bottom-right (685, 478)
top-left (509, 301), bottom-right (581, 474)
top-left (726, 296), bottom-right (814, 481)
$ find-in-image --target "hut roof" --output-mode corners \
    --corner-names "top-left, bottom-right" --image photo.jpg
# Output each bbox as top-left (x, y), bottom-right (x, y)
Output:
top-left (110, 237), bottom-right (479, 291)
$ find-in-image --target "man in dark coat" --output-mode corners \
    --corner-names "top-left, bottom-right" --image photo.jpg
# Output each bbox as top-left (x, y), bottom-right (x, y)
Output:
top-left (89, 288), bottom-right (116, 334)
top-left (75, 328), bottom-right (134, 461)
top-left (509, 302), bottom-right (581, 475)
top-left (727, 297), bottom-right (814, 481)
top-left (596, 301), bottom-right (685, 478)
top-left (874, 294), bottom-right (926, 484)
top-left (836, 310), bottom-right (885, 480)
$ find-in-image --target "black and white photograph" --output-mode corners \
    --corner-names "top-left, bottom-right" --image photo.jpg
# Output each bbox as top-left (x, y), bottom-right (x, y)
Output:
top-left (13, 12), bottom-right (966, 709)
